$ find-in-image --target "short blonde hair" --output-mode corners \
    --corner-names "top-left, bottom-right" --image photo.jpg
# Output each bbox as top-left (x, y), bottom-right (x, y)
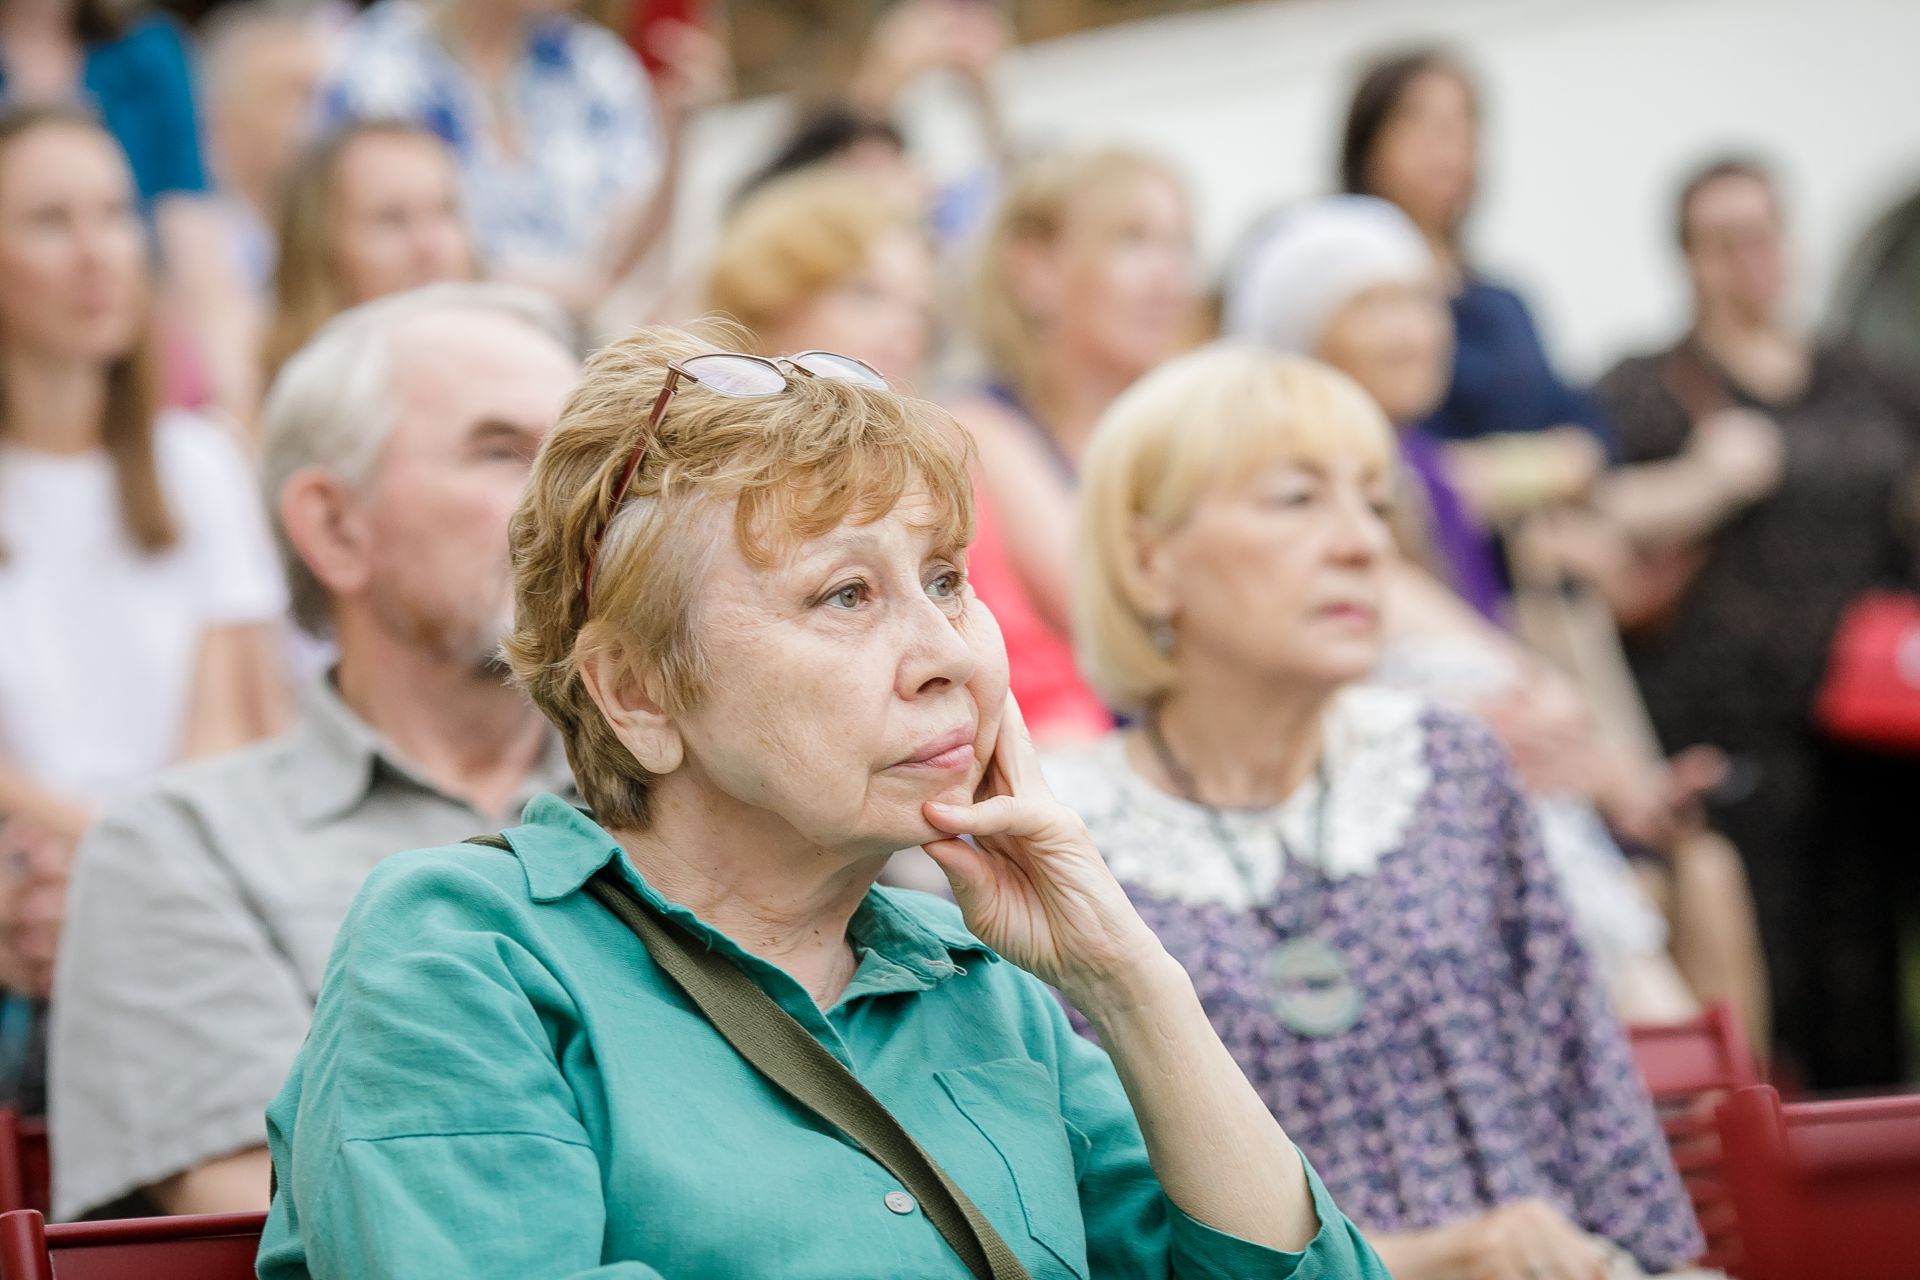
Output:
top-left (972, 148), bottom-right (1186, 414)
top-left (703, 169), bottom-right (916, 348)
top-left (504, 325), bottom-right (976, 830)
top-left (1073, 343), bottom-right (1396, 713)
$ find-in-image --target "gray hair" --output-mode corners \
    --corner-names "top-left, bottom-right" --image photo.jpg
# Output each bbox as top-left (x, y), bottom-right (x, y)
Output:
top-left (259, 281), bottom-right (575, 636)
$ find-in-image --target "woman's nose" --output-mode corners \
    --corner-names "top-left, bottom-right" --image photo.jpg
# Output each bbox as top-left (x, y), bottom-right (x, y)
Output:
top-left (1329, 493), bottom-right (1392, 563)
top-left (897, 594), bottom-right (977, 698)
top-left (74, 220), bottom-right (123, 270)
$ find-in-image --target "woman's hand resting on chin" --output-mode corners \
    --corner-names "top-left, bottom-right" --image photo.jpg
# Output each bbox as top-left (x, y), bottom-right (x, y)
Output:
top-left (921, 693), bottom-right (1175, 1011)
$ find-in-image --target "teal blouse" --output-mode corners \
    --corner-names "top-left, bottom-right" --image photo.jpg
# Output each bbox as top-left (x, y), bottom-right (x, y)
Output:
top-left (257, 795), bottom-right (1388, 1279)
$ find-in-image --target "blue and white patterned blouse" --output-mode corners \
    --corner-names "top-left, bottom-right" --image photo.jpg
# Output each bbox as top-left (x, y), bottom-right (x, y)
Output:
top-left (318, 0), bottom-right (662, 277)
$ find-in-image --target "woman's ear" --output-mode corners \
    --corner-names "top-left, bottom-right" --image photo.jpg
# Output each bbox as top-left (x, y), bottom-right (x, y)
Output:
top-left (579, 642), bottom-right (685, 776)
top-left (279, 466), bottom-right (372, 601)
top-left (1129, 513), bottom-right (1179, 624)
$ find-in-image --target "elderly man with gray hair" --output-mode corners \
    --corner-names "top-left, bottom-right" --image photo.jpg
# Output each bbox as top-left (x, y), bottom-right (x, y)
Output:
top-left (48, 283), bottom-right (581, 1221)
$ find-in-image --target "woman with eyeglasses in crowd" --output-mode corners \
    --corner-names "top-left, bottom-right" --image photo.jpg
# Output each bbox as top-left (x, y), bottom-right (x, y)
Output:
top-left (705, 167), bottom-right (1110, 749)
top-left (254, 319), bottom-right (1391, 1279)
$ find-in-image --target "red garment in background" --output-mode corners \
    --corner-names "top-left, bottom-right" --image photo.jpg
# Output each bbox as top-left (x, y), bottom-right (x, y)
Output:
top-left (966, 479), bottom-right (1112, 745)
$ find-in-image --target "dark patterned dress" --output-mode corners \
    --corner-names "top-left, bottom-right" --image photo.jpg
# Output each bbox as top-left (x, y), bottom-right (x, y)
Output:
top-left (1595, 340), bottom-right (1920, 1087)
top-left (1044, 688), bottom-right (1701, 1273)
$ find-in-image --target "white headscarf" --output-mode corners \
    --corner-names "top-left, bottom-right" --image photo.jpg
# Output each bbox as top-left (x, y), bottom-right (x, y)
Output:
top-left (1221, 195), bottom-right (1437, 354)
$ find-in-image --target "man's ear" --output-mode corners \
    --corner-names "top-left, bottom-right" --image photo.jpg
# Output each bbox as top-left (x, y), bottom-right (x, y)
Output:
top-left (579, 642), bottom-right (684, 776)
top-left (278, 466), bottom-right (373, 602)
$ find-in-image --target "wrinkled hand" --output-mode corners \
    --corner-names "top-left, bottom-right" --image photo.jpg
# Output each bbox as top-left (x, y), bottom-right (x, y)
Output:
top-left (648, 19), bottom-right (733, 120)
top-left (1691, 407), bottom-right (1784, 509)
top-left (921, 694), bottom-right (1164, 1006)
top-left (1453, 1199), bottom-right (1610, 1280)
top-left (0, 819), bottom-right (74, 999)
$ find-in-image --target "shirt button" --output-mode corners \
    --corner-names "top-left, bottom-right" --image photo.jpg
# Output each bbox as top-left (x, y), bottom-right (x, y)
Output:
top-left (884, 1190), bottom-right (917, 1215)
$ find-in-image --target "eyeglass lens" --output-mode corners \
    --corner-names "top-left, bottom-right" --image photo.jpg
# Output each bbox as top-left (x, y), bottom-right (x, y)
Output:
top-left (787, 351), bottom-right (889, 387)
top-left (680, 354), bottom-right (789, 397)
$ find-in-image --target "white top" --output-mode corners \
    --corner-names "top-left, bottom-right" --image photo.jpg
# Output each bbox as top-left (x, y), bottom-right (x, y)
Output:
top-left (1043, 686), bottom-right (1433, 911)
top-left (0, 412), bottom-right (287, 802)
top-left (1045, 681), bottom-right (1667, 975)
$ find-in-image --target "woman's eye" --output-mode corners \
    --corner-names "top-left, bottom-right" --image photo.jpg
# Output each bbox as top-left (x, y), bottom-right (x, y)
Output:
top-left (926, 569), bottom-right (963, 599)
top-left (825, 582), bottom-right (867, 609)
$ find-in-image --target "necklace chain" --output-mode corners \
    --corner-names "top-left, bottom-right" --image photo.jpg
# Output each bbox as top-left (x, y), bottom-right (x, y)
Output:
top-left (1141, 705), bottom-right (1366, 1039)
top-left (1142, 705), bottom-right (1332, 918)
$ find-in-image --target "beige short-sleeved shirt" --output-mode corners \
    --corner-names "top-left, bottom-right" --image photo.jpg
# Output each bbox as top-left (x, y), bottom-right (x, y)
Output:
top-left (48, 678), bottom-right (574, 1220)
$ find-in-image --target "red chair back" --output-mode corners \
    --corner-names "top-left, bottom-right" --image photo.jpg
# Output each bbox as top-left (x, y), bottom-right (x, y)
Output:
top-left (1627, 1001), bottom-right (1760, 1274)
top-left (0, 1114), bottom-right (48, 1216)
top-left (1717, 1084), bottom-right (1920, 1280)
top-left (0, 1209), bottom-right (266, 1280)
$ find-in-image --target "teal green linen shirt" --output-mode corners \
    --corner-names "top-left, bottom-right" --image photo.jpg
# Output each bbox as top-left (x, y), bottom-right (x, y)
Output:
top-left (257, 795), bottom-right (1388, 1279)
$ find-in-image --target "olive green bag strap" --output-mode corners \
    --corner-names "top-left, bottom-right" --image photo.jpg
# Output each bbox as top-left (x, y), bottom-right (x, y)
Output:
top-left (463, 835), bottom-right (1031, 1280)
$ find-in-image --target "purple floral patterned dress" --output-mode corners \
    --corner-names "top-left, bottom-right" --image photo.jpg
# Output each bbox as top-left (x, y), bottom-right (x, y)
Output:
top-left (1043, 688), bottom-right (1702, 1272)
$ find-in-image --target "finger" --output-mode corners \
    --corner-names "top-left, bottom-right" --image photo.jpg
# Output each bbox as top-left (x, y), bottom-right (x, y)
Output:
top-left (1670, 745), bottom-right (1729, 798)
top-left (924, 794), bottom-right (1035, 839)
top-left (1536, 1224), bottom-right (1605, 1280)
top-left (920, 836), bottom-right (989, 894)
top-left (1511, 1246), bottom-right (1562, 1280)
top-left (987, 692), bottom-right (1050, 797)
top-left (920, 838), bottom-right (1018, 927)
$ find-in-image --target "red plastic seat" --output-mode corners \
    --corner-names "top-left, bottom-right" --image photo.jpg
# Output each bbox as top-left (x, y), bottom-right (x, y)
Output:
top-left (0, 1114), bottom-right (48, 1216)
top-left (1716, 1083), bottom-right (1920, 1280)
top-left (0, 1209), bottom-right (266, 1280)
top-left (1627, 1001), bottom-right (1760, 1274)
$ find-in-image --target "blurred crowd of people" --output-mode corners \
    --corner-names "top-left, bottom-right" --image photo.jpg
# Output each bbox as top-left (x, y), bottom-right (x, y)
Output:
top-left (0, 0), bottom-right (1916, 1273)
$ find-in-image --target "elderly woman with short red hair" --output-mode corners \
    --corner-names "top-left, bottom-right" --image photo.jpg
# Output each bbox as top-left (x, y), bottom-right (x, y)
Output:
top-left (255, 326), bottom-right (1388, 1279)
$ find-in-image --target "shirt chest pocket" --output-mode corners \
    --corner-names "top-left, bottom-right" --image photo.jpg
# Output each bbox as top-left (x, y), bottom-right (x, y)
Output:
top-left (932, 1058), bottom-right (1091, 1280)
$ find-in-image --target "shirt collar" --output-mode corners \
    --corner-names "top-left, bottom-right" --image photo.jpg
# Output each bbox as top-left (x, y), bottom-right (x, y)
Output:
top-left (285, 676), bottom-right (389, 825)
top-left (508, 796), bottom-right (991, 982)
top-left (288, 675), bottom-right (576, 826)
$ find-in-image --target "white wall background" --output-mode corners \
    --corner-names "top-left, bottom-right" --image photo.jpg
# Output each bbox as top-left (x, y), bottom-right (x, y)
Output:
top-left (674, 0), bottom-right (1920, 378)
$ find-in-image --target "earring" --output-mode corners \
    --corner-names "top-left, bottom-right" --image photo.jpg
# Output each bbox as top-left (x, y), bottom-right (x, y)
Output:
top-left (1150, 617), bottom-right (1176, 657)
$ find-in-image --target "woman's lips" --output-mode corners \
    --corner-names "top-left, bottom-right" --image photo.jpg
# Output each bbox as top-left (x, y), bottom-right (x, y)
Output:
top-left (1319, 601), bottom-right (1379, 627)
top-left (895, 729), bottom-right (977, 772)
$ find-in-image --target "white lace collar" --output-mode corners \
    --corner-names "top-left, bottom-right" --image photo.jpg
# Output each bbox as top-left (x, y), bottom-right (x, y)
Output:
top-left (1044, 686), bottom-right (1432, 912)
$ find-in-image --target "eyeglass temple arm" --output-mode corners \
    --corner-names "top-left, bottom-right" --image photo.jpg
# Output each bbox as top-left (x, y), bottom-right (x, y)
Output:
top-left (582, 367), bottom-right (684, 612)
